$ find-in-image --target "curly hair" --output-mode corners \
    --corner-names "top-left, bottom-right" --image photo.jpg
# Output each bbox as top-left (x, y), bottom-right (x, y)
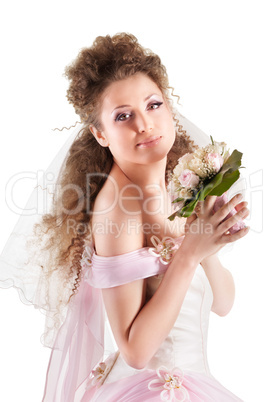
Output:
top-left (30, 33), bottom-right (196, 331)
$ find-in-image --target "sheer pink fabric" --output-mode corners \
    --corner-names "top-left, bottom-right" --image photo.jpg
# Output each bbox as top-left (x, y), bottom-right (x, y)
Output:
top-left (42, 276), bottom-right (104, 401)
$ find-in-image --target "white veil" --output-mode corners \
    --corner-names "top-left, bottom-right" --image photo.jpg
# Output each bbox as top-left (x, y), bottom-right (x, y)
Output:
top-left (0, 122), bottom-right (86, 347)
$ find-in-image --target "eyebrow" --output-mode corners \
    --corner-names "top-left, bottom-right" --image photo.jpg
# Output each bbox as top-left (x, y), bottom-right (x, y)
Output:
top-left (111, 93), bottom-right (161, 114)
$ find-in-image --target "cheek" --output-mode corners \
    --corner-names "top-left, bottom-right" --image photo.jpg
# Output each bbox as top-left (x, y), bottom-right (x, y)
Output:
top-left (162, 109), bottom-right (175, 130)
top-left (107, 131), bottom-right (131, 155)
top-left (166, 123), bottom-right (176, 152)
top-left (165, 116), bottom-right (176, 140)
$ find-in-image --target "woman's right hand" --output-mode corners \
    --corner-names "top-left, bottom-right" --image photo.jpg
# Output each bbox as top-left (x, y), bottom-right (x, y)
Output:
top-left (180, 194), bottom-right (250, 263)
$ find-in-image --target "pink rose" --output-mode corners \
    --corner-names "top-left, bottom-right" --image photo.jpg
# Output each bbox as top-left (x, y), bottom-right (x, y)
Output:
top-left (178, 169), bottom-right (200, 188)
top-left (213, 193), bottom-right (246, 234)
top-left (206, 153), bottom-right (224, 172)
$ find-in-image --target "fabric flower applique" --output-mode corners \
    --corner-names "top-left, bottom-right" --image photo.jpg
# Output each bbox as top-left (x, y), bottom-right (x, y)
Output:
top-left (148, 366), bottom-right (190, 401)
top-left (86, 362), bottom-right (110, 388)
top-left (148, 236), bottom-right (180, 265)
top-left (86, 353), bottom-right (118, 389)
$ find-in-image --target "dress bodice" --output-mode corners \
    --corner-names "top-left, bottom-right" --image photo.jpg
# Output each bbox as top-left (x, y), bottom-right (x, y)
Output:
top-left (83, 239), bottom-right (214, 385)
top-left (145, 265), bottom-right (213, 374)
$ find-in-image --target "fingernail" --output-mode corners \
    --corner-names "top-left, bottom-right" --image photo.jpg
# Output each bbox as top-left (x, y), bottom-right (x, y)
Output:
top-left (237, 193), bottom-right (243, 201)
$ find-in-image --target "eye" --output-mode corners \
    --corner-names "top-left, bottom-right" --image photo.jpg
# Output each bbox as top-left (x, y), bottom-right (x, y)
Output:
top-left (147, 101), bottom-right (163, 110)
top-left (115, 112), bottom-right (132, 122)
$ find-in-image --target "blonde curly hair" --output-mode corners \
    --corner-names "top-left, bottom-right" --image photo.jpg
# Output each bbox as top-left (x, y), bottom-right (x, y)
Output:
top-left (30, 33), bottom-right (196, 342)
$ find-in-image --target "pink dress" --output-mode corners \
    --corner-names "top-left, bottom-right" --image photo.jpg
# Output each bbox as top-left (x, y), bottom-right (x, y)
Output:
top-left (42, 237), bottom-right (243, 401)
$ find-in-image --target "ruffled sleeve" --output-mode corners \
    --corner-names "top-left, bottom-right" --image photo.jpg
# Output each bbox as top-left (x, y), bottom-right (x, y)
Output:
top-left (85, 236), bottom-right (184, 288)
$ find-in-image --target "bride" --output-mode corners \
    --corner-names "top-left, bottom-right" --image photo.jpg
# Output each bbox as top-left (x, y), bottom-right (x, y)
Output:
top-left (0, 33), bottom-right (249, 401)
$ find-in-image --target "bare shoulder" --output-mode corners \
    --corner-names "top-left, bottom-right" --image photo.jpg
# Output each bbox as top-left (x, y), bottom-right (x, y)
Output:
top-left (92, 166), bottom-right (144, 256)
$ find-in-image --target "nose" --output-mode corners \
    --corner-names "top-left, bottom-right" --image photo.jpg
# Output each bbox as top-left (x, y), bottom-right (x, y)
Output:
top-left (137, 112), bottom-right (153, 134)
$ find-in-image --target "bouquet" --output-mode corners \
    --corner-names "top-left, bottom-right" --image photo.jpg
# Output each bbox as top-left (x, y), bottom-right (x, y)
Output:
top-left (168, 137), bottom-right (245, 233)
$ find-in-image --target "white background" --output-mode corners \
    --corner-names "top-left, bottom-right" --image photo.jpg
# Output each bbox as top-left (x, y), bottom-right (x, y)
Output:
top-left (0, 1), bottom-right (267, 401)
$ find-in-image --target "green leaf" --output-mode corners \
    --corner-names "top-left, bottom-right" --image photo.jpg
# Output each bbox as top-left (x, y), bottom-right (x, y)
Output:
top-left (198, 149), bottom-right (243, 200)
top-left (209, 170), bottom-right (240, 196)
top-left (199, 180), bottom-right (220, 201)
top-left (168, 211), bottom-right (178, 221)
top-left (221, 149), bottom-right (242, 173)
top-left (172, 197), bottom-right (185, 204)
top-left (180, 197), bottom-right (199, 217)
top-left (168, 193), bottom-right (198, 220)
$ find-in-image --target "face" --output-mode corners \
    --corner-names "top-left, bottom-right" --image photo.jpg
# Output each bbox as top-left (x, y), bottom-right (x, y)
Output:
top-left (92, 73), bottom-right (176, 166)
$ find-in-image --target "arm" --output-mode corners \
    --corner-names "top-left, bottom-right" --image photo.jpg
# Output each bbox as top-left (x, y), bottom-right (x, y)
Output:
top-left (199, 199), bottom-right (248, 316)
top-left (201, 254), bottom-right (235, 316)
top-left (102, 251), bottom-right (197, 369)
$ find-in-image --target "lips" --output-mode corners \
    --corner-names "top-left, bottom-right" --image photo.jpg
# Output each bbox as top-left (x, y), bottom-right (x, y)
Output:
top-left (137, 136), bottom-right (162, 148)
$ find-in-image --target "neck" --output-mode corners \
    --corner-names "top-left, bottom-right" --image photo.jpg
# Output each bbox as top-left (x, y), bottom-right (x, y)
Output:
top-left (113, 157), bottom-right (167, 192)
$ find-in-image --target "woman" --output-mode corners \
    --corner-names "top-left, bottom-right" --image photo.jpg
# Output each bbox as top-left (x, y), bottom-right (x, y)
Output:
top-left (0, 33), bottom-right (249, 401)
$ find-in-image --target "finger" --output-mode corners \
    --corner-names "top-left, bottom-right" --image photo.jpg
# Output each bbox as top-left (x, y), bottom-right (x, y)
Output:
top-left (218, 207), bottom-right (249, 233)
top-left (222, 225), bottom-right (250, 243)
top-left (184, 213), bottom-right (198, 234)
top-left (213, 193), bottom-right (243, 222)
top-left (194, 201), bottom-right (202, 217)
top-left (186, 213), bottom-right (197, 225)
top-left (204, 195), bottom-right (217, 212)
top-left (234, 201), bottom-right (248, 212)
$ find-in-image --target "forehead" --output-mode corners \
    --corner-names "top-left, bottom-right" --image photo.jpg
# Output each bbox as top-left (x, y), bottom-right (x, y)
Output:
top-left (101, 73), bottom-right (162, 110)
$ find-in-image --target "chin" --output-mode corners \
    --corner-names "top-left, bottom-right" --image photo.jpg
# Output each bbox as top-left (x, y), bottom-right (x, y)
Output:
top-left (139, 150), bottom-right (169, 165)
top-left (142, 137), bottom-right (174, 160)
